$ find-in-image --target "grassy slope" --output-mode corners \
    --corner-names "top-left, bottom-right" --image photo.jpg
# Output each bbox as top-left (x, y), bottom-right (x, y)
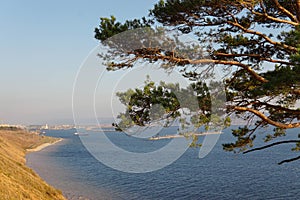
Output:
top-left (0, 130), bottom-right (66, 200)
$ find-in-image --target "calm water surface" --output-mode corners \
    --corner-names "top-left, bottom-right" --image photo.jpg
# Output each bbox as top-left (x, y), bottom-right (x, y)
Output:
top-left (26, 127), bottom-right (300, 200)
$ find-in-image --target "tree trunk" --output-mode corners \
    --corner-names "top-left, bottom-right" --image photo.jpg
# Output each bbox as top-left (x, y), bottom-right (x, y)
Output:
top-left (295, 0), bottom-right (300, 22)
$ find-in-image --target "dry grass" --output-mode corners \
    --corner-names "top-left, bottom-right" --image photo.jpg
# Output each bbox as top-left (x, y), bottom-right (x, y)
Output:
top-left (0, 130), bottom-right (66, 200)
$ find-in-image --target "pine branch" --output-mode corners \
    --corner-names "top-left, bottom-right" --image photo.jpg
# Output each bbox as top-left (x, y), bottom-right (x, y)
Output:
top-left (214, 53), bottom-right (292, 65)
top-left (247, 3), bottom-right (298, 26)
top-left (227, 20), bottom-right (297, 53)
top-left (243, 140), bottom-right (300, 154)
top-left (233, 106), bottom-right (300, 129)
top-left (278, 155), bottom-right (300, 165)
top-left (272, 0), bottom-right (298, 23)
top-left (252, 102), bottom-right (300, 115)
top-left (121, 48), bottom-right (269, 83)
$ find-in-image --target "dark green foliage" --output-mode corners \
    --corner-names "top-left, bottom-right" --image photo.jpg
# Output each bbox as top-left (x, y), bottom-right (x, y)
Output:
top-left (95, 16), bottom-right (153, 41)
top-left (223, 126), bottom-right (256, 153)
top-left (115, 80), bottom-right (180, 128)
top-left (264, 128), bottom-right (286, 142)
top-left (189, 135), bottom-right (202, 148)
top-left (113, 78), bottom-right (219, 131)
top-left (95, 0), bottom-right (300, 163)
top-left (292, 134), bottom-right (300, 151)
top-left (0, 126), bottom-right (22, 131)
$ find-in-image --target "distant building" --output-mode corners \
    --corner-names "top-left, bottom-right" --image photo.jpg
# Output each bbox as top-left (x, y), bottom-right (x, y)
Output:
top-left (41, 124), bottom-right (49, 130)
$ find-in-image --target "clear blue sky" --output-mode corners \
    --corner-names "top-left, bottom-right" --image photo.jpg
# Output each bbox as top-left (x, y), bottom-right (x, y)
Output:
top-left (0, 0), bottom-right (158, 125)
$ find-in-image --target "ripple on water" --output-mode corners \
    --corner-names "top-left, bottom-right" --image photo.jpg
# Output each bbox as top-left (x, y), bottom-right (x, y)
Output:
top-left (27, 128), bottom-right (300, 200)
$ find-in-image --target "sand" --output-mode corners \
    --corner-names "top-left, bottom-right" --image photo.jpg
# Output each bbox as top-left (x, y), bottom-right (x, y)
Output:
top-left (149, 132), bottom-right (222, 140)
top-left (27, 138), bottom-right (64, 152)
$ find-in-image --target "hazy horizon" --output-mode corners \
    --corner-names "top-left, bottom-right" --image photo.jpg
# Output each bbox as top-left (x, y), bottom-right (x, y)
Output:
top-left (0, 0), bottom-right (158, 125)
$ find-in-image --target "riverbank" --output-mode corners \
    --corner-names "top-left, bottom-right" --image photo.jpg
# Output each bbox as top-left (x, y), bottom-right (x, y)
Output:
top-left (27, 138), bottom-right (64, 152)
top-left (149, 131), bottom-right (222, 140)
top-left (0, 129), bottom-right (66, 200)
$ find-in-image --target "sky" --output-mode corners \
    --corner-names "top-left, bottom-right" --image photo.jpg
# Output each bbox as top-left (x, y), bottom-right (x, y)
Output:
top-left (0, 0), bottom-right (158, 125)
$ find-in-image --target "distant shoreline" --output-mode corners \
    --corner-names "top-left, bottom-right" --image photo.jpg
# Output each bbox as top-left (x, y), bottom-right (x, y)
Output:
top-left (27, 138), bottom-right (64, 152)
top-left (149, 131), bottom-right (222, 140)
